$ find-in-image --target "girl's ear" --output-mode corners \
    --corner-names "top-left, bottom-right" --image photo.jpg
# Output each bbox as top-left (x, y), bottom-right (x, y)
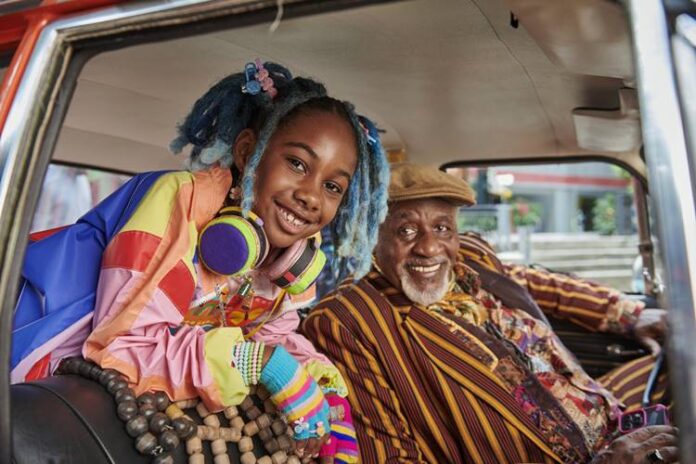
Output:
top-left (232, 128), bottom-right (257, 173)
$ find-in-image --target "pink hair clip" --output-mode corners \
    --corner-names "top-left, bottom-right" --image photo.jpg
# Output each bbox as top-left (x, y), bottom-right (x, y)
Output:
top-left (254, 59), bottom-right (278, 99)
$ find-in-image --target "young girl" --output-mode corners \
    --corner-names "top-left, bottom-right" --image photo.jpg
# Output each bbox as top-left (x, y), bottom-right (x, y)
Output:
top-left (11, 61), bottom-right (389, 461)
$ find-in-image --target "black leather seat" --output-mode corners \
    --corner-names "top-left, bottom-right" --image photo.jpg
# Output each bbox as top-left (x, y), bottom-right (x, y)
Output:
top-left (11, 375), bottom-right (265, 463)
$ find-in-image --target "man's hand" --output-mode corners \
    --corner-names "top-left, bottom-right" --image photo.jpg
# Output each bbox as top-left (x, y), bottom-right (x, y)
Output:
top-left (592, 426), bottom-right (679, 463)
top-left (634, 309), bottom-right (668, 356)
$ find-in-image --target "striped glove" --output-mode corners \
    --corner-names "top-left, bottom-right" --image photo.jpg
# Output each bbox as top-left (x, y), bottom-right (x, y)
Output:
top-left (320, 395), bottom-right (359, 463)
top-left (260, 346), bottom-right (330, 441)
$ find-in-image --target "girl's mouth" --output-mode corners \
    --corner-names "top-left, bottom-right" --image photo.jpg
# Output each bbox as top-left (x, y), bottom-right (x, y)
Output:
top-left (276, 203), bottom-right (311, 234)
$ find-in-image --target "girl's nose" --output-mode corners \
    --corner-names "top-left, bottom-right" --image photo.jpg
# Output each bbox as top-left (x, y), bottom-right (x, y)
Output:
top-left (294, 182), bottom-right (320, 211)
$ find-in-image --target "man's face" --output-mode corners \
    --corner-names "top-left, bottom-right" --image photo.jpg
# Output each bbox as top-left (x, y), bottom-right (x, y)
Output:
top-left (374, 198), bottom-right (460, 306)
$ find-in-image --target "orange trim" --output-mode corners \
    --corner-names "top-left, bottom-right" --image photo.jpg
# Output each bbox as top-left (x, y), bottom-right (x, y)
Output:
top-left (0, 15), bottom-right (52, 134)
top-left (0, 0), bottom-right (122, 133)
top-left (28, 224), bottom-right (68, 241)
top-left (102, 230), bottom-right (160, 271)
top-left (160, 260), bottom-right (196, 316)
top-left (25, 352), bottom-right (51, 381)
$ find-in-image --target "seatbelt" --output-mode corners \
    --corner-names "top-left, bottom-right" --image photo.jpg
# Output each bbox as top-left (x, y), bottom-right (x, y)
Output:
top-left (463, 259), bottom-right (550, 326)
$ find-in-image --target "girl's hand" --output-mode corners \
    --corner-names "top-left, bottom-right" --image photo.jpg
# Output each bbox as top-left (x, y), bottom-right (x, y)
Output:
top-left (296, 433), bottom-right (331, 460)
top-left (319, 395), bottom-right (359, 463)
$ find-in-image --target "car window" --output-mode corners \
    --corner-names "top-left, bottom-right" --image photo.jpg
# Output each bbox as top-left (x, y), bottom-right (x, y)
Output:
top-left (449, 161), bottom-right (641, 292)
top-left (31, 164), bottom-right (130, 232)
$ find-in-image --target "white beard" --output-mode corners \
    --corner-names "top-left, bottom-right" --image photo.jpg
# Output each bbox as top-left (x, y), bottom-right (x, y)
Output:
top-left (397, 262), bottom-right (451, 306)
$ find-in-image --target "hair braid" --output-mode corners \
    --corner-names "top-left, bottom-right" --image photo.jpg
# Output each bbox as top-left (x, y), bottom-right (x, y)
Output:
top-left (171, 62), bottom-right (389, 283)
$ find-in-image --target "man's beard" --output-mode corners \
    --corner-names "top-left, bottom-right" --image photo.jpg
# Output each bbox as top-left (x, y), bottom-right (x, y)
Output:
top-left (397, 260), bottom-right (452, 306)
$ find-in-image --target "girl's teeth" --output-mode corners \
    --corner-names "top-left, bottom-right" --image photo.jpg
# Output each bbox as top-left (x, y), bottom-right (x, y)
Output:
top-left (281, 208), bottom-right (307, 227)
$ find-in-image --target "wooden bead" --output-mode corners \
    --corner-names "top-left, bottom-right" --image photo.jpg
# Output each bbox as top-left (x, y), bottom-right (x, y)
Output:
top-left (257, 386), bottom-right (271, 400)
top-left (186, 437), bottom-right (203, 455)
top-left (203, 414), bottom-right (221, 427)
top-left (214, 455), bottom-right (231, 464)
top-left (264, 437), bottom-right (279, 454)
top-left (135, 432), bottom-right (158, 455)
top-left (262, 399), bottom-right (276, 414)
top-left (230, 416), bottom-right (245, 430)
top-left (271, 450), bottom-right (288, 464)
top-left (197, 425), bottom-right (220, 441)
top-left (257, 457), bottom-right (272, 464)
top-left (165, 404), bottom-right (184, 420)
top-left (223, 406), bottom-right (239, 419)
top-left (271, 420), bottom-right (286, 436)
top-left (240, 396), bottom-right (255, 411)
top-left (286, 457), bottom-right (301, 464)
top-left (220, 427), bottom-right (241, 442)
top-left (114, 387), bottom-right (136, 404)
top-left (240, 452), bottom-right (256, 464)
top-left (176, 399), bottom-right (199, 409)
top-left (149, 412), bottom-right (171, 434)
top-left (126, 415), bottom-right (149, 438)
top-left (117, 401), bottom-right (138, 421)
top-left (188, 453), bottom-right (205, 464)
top-left (211, 438), bottom-right (227, 455)
top-left (248, 384), bottom-right (258, 395)
top-left (256, 414), bottom-right (272, 430)
top-left (154, 391), bottom-right (171, 411)
top-left (172, 417), bottom-right (197, 440)
top-left (137, 392), bottom-right (157, 406)
top-left (139, 403), bottom-right (157, 420)
top-left (276, 435), bottom-right (293, 453)
top-left (238, 436), bottom-right (254, 453)
top-left (196, 402), bottom-right (211, 418)
top-left (159, 430), bottom-right (180, 451)
top-left (246, 406), bottom-right (262, 421)
top-left (258, 428), bottom-right (273, 443)
top-left (243, 420), bottom-right (259, 436)
top-left (152, 453), bottom-right (174, 464)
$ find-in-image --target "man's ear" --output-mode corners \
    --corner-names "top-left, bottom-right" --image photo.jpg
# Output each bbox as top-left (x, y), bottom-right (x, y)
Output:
top-left (232, 128), bottom-right (257, 173)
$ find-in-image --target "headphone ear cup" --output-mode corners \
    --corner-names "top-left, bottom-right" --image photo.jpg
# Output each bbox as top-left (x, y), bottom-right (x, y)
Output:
top-left (198, 210), bottom-right (268, 276)
top-left (265, 238), bottom-right (326, 295)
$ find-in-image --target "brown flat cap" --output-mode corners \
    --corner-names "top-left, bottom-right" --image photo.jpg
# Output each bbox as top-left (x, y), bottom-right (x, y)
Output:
top-left (389, 162), bottom-right (476, 206)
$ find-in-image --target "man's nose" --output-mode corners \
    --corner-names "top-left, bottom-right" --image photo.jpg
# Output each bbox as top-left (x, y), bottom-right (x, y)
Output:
top-left (293, 178), bottom-right (320, 211)
top-left (412, 230), bottom-right (442, 257)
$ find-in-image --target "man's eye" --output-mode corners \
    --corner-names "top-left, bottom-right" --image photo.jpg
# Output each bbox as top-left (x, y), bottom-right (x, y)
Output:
top-left (436, 224), bottom-right (452, 232)
top-left (287, 157), bottom-right (307, 173)
top-left (399, 226), bottom-right (417, 238)
top-left (324, 181), bottom-right (343, 195)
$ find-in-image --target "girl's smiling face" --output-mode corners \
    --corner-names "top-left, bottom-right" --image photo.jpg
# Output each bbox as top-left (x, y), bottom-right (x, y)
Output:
top-left (235, 110), bottom-right (358, 249)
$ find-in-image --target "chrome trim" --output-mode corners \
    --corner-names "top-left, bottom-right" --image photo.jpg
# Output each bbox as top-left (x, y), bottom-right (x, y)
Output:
top-left (674, 14), bottom-right (696, 195)
top-left (0, 0), bottom-right (362, 460)
top-left (626, 0), bottom-right (696, 458)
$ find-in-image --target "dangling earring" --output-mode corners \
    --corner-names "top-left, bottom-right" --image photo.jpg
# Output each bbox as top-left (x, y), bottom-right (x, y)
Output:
top-left (228, 186), bottom-right (242, 201)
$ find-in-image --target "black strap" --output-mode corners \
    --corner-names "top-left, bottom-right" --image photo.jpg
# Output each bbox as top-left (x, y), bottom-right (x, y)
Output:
top-left (463, 259), bottom-right (550, 326)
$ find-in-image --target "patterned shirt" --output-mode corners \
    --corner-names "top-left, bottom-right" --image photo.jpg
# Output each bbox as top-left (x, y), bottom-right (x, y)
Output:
top-left (303, 235), bottom-right (645, 463)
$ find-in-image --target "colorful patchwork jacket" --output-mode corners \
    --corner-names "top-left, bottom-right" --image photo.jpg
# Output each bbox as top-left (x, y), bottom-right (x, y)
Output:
top-left (11, 166), bottom-right (346, 411)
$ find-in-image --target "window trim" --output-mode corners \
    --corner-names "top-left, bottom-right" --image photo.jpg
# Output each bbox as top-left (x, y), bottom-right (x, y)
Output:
top-left (0, 0), bottom-right (401, 459)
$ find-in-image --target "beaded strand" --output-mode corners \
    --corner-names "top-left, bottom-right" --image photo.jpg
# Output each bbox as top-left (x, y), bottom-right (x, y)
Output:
top-left (57, 357), bottom-right (306, 464)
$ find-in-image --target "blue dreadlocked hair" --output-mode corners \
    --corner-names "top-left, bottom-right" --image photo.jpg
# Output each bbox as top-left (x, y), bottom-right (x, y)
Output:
top-left (170, 62), bottom-right (390, 281)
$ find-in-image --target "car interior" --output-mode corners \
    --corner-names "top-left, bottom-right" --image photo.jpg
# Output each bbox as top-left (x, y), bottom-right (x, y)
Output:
top-left (1, 0), bottom-right (695, 462)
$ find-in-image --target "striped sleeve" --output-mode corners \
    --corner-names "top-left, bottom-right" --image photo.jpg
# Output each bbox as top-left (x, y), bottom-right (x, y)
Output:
top-left (303, 306), bottom-right (428, 463)
top-left (503, 263), bottom-right (644, 334)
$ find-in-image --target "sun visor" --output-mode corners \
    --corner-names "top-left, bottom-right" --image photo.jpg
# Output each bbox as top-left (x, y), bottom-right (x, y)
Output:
top-left (572, 88), bottom-right (641, 153)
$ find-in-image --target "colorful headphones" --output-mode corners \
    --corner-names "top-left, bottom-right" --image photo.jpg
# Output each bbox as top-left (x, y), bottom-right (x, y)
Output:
top-left (198, 206), bottom-right (326, 295)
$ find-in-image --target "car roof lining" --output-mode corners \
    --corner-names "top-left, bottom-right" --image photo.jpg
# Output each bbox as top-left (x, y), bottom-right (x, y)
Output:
top-left (51, 0), bottom-right (645, 177)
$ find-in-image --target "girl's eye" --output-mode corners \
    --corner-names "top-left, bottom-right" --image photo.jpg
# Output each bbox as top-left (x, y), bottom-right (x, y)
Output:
top-left (287, 157), bottom-right (307, 173)
top-left (324, 181), bottom-right (344, 195)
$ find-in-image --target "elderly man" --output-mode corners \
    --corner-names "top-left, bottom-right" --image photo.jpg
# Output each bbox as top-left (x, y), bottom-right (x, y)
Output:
top-left (303, 163), bottom-right (676, 464)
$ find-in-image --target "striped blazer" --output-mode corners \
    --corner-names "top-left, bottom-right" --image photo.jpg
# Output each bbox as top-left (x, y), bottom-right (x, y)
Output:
top-left (303, 235), bottom-right (646, 463)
